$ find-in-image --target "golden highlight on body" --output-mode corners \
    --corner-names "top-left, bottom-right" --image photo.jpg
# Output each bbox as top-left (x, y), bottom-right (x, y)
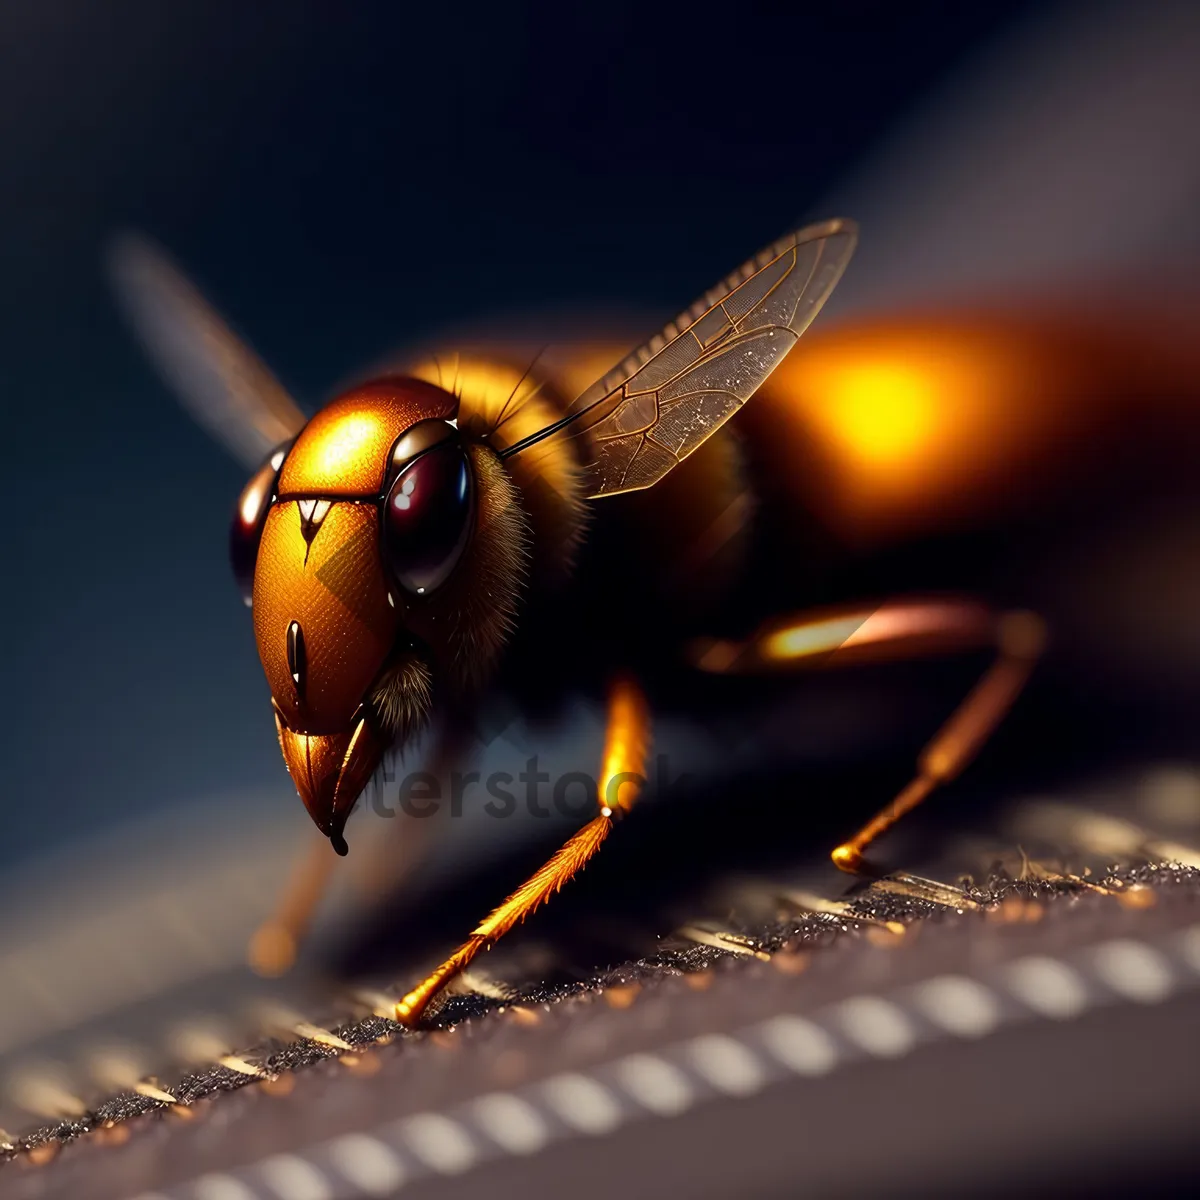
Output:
top-left (112, 219), bottom-right (1049, 1024)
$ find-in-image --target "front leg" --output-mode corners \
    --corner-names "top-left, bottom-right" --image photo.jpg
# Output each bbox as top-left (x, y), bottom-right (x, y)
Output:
top-left (248, 718), bottom-right (468, 978)
top-left (394, 674), bottom-right (650, 1026)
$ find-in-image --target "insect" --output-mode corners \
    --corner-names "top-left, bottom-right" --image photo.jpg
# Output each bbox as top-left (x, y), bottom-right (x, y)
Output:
top-left (113, 218), bottom-right (1060, 1025)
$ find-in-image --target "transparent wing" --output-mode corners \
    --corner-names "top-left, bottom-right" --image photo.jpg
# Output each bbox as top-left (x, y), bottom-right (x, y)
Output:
top-left (108, 234), bottom-right (308, 468)
top-left (502, 218), bottom-right (857, 496)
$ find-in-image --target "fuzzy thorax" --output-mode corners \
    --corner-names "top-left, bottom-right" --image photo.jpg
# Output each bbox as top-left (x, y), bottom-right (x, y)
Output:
top-left (367, 355), bottom-right (590, 750)
top-left (408, 352), bottom-right (588, 583)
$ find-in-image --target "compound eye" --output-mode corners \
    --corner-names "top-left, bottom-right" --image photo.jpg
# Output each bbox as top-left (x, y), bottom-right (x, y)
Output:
top-left (383, 441), bottom-right (473, 595)
top-left (230, 442), bottom-right (290, 606)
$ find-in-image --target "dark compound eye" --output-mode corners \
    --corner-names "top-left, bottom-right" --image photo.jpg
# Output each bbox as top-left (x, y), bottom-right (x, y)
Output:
top-left (383, 440), bottom-right (473, 595)
top-left (230, 441), bottom-right (290, 607)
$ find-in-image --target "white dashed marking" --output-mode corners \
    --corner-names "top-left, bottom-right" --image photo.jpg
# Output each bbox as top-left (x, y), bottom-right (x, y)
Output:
top-left (757, 1015), bottom-right (839, 1076)
top-left (259, 1154), bottom-right (332, 1200)
top-left (687, 1033), bottom-right (767, 1096)
top-left (835, 996), bottom-right (916, 1058)
top-left (193, 1175), bottom-right (256, 1200)
top-left (402, 1112), bottom-right (477, 1174)
top-left (473, 1092), bottom-right (550, 1155)
top-left (1090, 939), bottom-right (1174, 1004)
top-left (1004, 955), bottom-right (1089, 1019)
top-left (541, 1073), bottom-right (622, 1134)
top-left (912, 975), bottom-right (1002, 1038)
top-left (614, 1053), bottom-right (696, 1115)
top-left (163, 918), bottom-right (1200, 1200)
top-left (325, 1133), bottom-right (406, 1195)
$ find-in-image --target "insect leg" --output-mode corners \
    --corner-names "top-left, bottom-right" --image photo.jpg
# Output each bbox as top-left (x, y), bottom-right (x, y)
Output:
top-left (393, 674), bottom-right (650, 1026)
top-left (690, 599), bottom-right (1046, 874)
top-left (830, 607), bottom-right (1044, 873)
top-left (248, 721), bottom-right (465, 977)
top-left (248, 831), bottom-right (339, 976)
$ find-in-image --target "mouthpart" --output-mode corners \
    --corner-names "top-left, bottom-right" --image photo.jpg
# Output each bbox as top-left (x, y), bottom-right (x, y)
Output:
top-left (272, 708), bottom-right (389, 854)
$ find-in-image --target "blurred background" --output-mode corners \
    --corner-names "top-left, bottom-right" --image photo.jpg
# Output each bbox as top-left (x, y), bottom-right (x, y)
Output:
top-left (3, 0), bottom-right (1200, 859)
top-left (3, 0), bottom-right (1200, 1195)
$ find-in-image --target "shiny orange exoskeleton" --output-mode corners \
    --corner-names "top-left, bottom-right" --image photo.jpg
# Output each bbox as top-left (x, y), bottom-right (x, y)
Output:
top-left (236, 380), bottom-right (465, 851)
top-left (112, 221), bottom-right (1200, 1021)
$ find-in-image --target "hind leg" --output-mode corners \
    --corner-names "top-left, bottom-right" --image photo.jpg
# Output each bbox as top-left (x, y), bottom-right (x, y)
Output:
top-left (690, 598), bottom-right (1046, 873)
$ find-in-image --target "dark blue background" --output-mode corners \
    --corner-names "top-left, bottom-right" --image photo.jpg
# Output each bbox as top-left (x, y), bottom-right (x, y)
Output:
top-left (0, 1), bottom-right (1031, 862)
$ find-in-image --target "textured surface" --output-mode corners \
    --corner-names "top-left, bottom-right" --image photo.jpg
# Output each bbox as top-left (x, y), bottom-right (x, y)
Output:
top-left (4, 855), bottom-right (1199, 1197)
top-left (4, 752), bottom-right (1200, 1197)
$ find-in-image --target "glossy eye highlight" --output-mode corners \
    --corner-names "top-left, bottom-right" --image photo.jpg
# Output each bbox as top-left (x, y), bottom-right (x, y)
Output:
top-left (382, 440), bottom-right (473, 595)
top-left (230, 441), bottom-right (290, 606)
